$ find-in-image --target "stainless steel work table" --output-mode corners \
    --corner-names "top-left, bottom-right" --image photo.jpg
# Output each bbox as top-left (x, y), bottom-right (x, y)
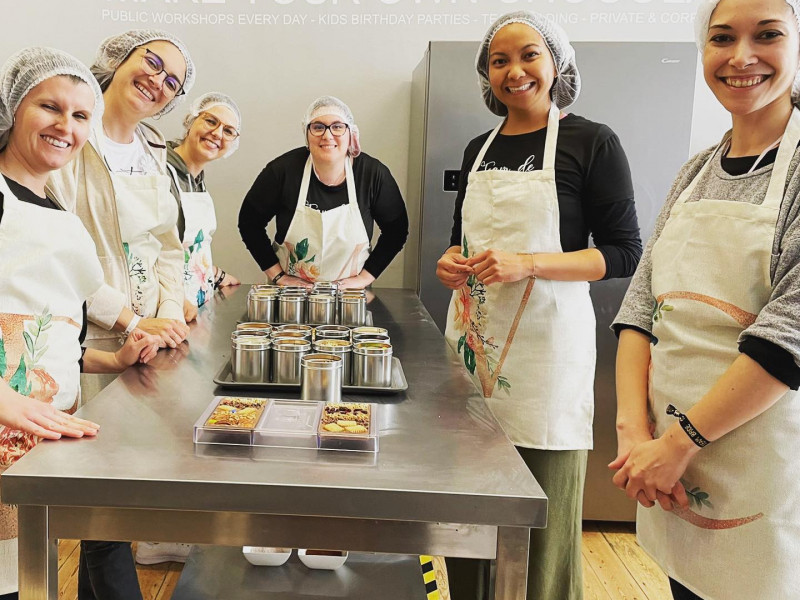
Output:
top-left (3, 287), bottom-right (547, 600)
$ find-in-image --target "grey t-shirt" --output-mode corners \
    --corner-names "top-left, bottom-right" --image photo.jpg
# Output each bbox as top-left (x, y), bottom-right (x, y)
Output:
top-left (613, 145), bottom-right (800, 387)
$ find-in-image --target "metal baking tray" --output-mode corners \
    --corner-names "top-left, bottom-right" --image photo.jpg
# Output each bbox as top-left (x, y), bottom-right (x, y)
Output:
top-left (238, 311), bottom-right (373, 327)
top-left (213, 357), bottom-right (407, 394)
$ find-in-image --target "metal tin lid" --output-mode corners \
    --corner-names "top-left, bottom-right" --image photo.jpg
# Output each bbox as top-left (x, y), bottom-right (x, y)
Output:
top-left (251, 291), bottom-right (278, 301)
top-left (231, 333), bottom-right (272, 349)
top-left (273, 338), bottom-right (312, 352)
top-left (314, 339), bottom-right (352, 351)
top-left (274, 324), bottom-right (313, 333)
top-left (237, 322), bottom-right (272, 331)
top-left (353, 333), bottom-right (390, 343)
top-left (338, 290), bottom-right (366, 297)
top-left (270, 331), bottom-right (310, 341)
top-left (279, 294), bottom-right (306, 304)
top-left (339, 295), bottom-right (366, 305)
top-left (353, 341), bottom-right (393, 356)
top-left (301, 353), bottom-right (343, 369)
top-left (280, 287), bottom-right (309, 295)
top-left (315, 325), bottom-right (350, 333)
top-left (250, 284), bottom-right (280, 294)
top-left (352, 327), bottom-right (387, 336)
top-left (308, 294), bottom-right (335, 304)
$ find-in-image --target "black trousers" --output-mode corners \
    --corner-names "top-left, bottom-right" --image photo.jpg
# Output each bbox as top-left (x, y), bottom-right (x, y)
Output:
top-left (670, 578), bottom-right (704, 600)
top-left (78, 541), bottom-right (142, 600)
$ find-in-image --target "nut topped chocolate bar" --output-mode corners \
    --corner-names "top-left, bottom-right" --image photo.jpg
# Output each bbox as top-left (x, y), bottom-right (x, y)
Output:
top-left (319, 403), bottom-right (371, 435)
top-left (205, 397), bottom-right (268, 429)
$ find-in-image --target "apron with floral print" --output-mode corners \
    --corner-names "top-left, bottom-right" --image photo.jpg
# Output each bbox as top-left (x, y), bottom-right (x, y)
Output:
top-left (0, 176), bottom-right (103, 592)
top-left (275, 156), bottom-right (370, 283)
top-left (641, 108), bottom-right (800, 599)
top-left (444, 105), bottom-right (596, 450)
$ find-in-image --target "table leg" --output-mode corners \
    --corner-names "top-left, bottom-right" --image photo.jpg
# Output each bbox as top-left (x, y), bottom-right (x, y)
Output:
top-left (18, 505), bottom-right (57, 600)
top-left (493, 526), bottom-right (529, 600)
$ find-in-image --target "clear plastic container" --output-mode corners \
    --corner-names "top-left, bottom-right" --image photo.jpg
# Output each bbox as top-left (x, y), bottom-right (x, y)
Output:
top-left (318, 402), bottom-right (378, 452)
top-left (194, 396), bottom-right (271, 445)
top-left (252, 400), bottom-right (322, 449)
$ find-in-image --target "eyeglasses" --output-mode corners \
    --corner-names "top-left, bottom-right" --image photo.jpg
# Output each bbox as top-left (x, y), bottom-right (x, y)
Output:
top-left (141, 49), bottom-right (185, 99)
top-left (307, 122), bottom-right (349, 137)
top-left (198, 112), bottom-right (240, 141)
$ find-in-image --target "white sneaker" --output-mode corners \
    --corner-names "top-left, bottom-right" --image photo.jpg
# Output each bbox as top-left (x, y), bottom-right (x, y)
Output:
top-left (135, 542), bottom-right (193, 565)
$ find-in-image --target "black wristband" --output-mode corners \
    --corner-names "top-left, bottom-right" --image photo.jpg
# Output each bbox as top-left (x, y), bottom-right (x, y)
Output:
top-left (666, 404), bottom-right (710, 448)
top-left (272, 270), bottom-right (286, 285)
top-left (214, 269), bottom-right (226, 289)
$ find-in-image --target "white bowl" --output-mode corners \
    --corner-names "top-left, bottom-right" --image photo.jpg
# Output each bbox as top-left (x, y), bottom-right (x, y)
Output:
top-left (297, 549), bottom-right (349, 570)
top-left (242, 546), bottom-right (292, 566)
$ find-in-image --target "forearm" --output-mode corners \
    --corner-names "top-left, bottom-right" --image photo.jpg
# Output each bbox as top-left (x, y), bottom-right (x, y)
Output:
top-left (113, 307), bottom-right (138, 333)
top-left (680, 353), bottom-right (789, 443)
top-left (81, 348), bottom-right (124, 374)
top-left (532, 248), bottom-right (607, 281)
top-left (615, 328), bottom-right (652, 434)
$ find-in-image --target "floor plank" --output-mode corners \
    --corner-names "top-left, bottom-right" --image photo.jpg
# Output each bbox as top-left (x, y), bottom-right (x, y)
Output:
top-left (582, 552), bottom-right (612, 600)
top-left (583, 524), bottom-right (650, 600)
top-left (599, 522), bottom-right (672, 600)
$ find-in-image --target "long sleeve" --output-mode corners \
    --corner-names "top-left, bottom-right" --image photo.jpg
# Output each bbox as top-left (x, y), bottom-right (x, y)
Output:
top-left (362, 161), bottom-right (409, 277)
top-left (239, 163), bottom-right (284, 272)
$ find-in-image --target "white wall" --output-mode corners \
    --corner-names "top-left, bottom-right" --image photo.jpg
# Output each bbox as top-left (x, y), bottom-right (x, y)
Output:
top-left (4, 0), bottom-right (726, 287)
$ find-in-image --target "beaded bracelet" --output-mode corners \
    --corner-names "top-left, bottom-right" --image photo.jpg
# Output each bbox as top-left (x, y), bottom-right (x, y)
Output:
top-left (666, 404), bottom-right (710, 448)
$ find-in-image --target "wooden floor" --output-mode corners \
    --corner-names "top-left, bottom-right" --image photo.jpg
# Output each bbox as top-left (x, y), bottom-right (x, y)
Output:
top-left (55, 522), bottom-right (672, 600)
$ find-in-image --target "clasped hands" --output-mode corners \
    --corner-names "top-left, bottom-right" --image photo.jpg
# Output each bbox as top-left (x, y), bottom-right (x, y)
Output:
top-left (609, 424), bottom-right (700, 511)
top-left (436, 249), bottom-right (534, 290)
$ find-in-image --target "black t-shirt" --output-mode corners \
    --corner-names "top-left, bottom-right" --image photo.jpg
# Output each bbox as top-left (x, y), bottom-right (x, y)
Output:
top-left (238, 147), bottom-right (409, 278)
top-left (450, 113), bottom-right (642, 280)
top-left (0, 176), bottom-right (88, 368)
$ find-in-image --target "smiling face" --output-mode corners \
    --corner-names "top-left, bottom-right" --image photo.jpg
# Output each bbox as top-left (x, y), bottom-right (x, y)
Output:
top-left (703, 0), bottom-right (799, 120)
top-left (307, 113), bottom-right (350, 167)
top-left (185, 105), bottom-right (239, 163)
top-left (105, 40), bottom-right (186, 120)
top-left (7, 76), bottom-right (95, 175)
top-left (488, 23), bottom-right (557, 121)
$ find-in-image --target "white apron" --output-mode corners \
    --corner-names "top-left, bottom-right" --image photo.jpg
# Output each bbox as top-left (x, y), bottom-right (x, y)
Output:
top-left (0, 176), bottom-right (103, 592)
top-left (103, 138), bottom-right (177, 318)
top-left (444, 105), bottom-right (596, 449)
top-left (167, 164), bottom-right (217, 308)
top-left (275, 156), bottom-right (370, 283)
top-left (640, 108), bottom-right (800, 599)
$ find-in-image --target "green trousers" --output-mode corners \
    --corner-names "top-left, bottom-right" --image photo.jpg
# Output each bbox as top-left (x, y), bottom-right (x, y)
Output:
top-left (446, 448), bottom-right (588, 600)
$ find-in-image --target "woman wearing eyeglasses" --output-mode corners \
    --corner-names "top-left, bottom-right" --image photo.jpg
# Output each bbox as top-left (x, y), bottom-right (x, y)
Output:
top-left (239, 95), bottom-right (408, 289)
top-left (165, 92), bottom-right (241, 323)
top-left (49, 29), bottom-right (194, 358)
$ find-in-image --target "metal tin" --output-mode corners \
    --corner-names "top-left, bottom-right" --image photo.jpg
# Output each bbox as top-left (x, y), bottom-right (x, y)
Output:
top-left (338, 295), bottom-right (367, 326)
top-left (312, 281), bottom-right (339, 294)
top-left (250, 284), bottom-right (281, 294)
top-left (270, 331), bottom-right (310, 342)
top-left (352, 342), bottom-right (393, 387)
top-left (313, 339), bottom-right (353, 385)
top-left (272, 338), bottom-right (311, 384)
top-left (237, 322), bottom-right (273, 336)
top-left (247, 290), bottom-right (277, 322)
top-left (300, 353), bottom-right (343, 403)
top-left (230, 332), bottom-right (272, 383)
top-left (280, 286), bottom-right (310, 295)
top-left (314, 325), bottom-right (351, 341)
top-left (351, 326), bottom-right (388, 337)
top-left (307, 294), bottom-right (336, 325)
top-left (338, 288), bottom-right (366, 297)
top-left (353, 333), bottom-right (390, 344)
top-left (278, 294), bottom-right (306, 324)
top-left (272, 324), bottom-right (313, 336)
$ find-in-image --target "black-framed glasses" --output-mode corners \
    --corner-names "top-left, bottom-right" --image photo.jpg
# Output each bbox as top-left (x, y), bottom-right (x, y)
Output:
top-left (307, 122), bottom-right (349, 137)
top-left (198, 112), bottom-right (240, 141)
top-left (141, 49), bottom-right (185, 98)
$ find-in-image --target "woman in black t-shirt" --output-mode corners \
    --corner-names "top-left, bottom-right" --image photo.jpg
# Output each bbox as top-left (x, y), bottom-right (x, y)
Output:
top-left (435, 11), bottom-right (641, 600)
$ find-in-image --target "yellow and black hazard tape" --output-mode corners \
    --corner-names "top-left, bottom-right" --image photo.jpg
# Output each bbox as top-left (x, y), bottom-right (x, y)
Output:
top-left (419, 555), bottom-right (445, 600)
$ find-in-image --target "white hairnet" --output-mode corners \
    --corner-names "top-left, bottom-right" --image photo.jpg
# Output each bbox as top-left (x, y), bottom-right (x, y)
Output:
top-left (476, 11), bottom-right (581, 115)
top-left (0, 47), bottom-right (104, 150)
top-left (302, 95), bottom-right (361, 157)
top-left (695, 0), bottom-right (800, 100)
top-left (181, 92), bottom-right (241, 158)
top-left (91, 29), bottom-right (195, 117)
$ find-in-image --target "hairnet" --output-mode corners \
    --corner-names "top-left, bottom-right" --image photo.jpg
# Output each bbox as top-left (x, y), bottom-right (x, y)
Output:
top-left (0, 46), bottom-right (104, 150)
top-left (476, 11), bottom-right (581, 115)
top-left (181, 92), bottom-right (241, 158)
top-left (91, 29), bottom-right (195, 117)
top-left (695, 0), bottom-right (800, 100)
top-left (302, 95), bottom-right (361, 157)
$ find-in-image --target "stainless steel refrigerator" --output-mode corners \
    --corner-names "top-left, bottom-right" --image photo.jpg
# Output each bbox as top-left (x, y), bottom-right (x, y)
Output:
top-left (408, 41), bottom-right (698, 521)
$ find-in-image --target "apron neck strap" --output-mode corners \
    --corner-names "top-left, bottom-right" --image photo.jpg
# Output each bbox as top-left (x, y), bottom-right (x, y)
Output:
top-left (762, 107), bottom-right (800, 210)
top-left (299, 155), bottom-right (358, 212)
top-left (471, 103), bottom-right (561, 174)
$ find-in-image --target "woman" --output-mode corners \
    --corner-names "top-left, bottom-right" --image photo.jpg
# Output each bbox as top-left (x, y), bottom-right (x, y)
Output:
top-left (166, 92), bottom-right (241, 323)
top-left (611, 0), bottom-right (800, 598)
top-left (0, 47), bottom-right (159, 600)
top-left (49, 29), bottom-right (194, 350)
top-left (436, 12), bottom-right (642, 600)
top-left (239, 96), bottom-right (408, 288)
